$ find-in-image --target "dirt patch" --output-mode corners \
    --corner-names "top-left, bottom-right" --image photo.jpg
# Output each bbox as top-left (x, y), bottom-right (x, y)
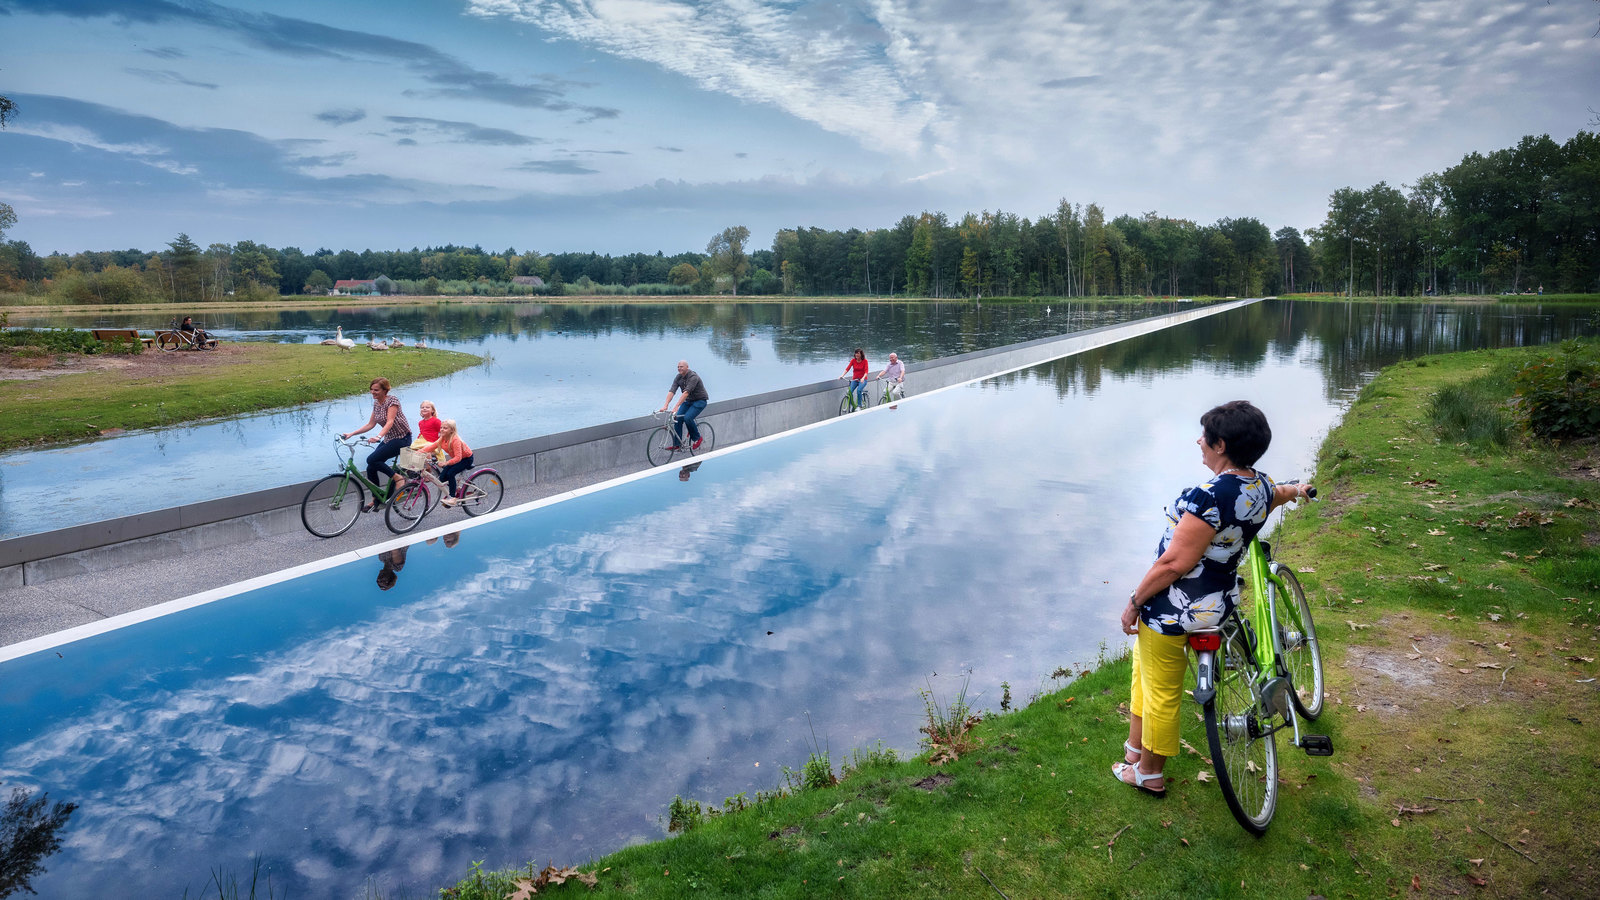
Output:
top-left (912, 773), bottom-right (952, 791)
top-left (766, 826), bottom-right (800, 840)
top-left (0, 345), bottom-right (247, 382)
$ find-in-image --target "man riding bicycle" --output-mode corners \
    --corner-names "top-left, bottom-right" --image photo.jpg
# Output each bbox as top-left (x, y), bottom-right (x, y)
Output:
top-left (660, 359), bottom-right (709, 451)
top-left (873, 352), bottom-right (906, 403)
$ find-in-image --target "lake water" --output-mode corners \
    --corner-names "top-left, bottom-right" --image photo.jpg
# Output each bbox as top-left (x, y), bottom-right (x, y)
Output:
top-left (0, 300), bottom-right (1595, 897)
top-left (1, 300), bottom-right (1173, 538)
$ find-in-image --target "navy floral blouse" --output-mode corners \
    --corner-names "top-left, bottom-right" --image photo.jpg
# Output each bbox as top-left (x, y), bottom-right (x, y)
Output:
top-left (1140, 471), bottom-right (1277, 636)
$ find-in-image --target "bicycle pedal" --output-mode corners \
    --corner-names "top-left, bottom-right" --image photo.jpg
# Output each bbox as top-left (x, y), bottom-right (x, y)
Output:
top-left (1299, 734), bottom-right (1334, 757)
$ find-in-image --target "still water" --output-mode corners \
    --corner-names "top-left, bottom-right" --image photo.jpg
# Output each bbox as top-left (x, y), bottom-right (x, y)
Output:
top-left (1, 300), bottom-right (1168, 538)
top-left (0, 301), bottom-right (1595, 898)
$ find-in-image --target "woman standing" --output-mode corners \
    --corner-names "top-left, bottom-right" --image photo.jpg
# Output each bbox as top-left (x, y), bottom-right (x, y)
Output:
top-left (1114, 400), bottom-right (1309, 797)
top-left (341, 377), bottom-right (412, 511)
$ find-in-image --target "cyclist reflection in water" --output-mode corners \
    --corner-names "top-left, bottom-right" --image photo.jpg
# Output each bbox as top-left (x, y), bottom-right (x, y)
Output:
top-left (678, 462), bottom-right (702, 482)
top-left (376, 545), bottom-right (407, 591)
top-left (1114, 401), bottom-right (1309, 798)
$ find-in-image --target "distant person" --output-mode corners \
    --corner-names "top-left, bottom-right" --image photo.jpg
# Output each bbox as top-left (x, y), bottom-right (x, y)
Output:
top-left (376, 545), bottom-right (408, 591)
top-left (840, 348), bottom-right (870, 408)
top-left (873, 352), bottom-right (906, 406)
top-left (178, 316), bottom-right (210, 348)
top-left (341, 377), bottom-right (412, 511)
top-left (424, 419), bottom-right (474, 506)
top-left (660, 359), bottom-right (709, 451)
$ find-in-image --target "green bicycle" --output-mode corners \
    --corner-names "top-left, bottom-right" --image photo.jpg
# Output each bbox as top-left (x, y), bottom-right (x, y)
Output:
top-left (301, 436), bottom-right (405, 538)
top-left (1190, 483), bottom-right (1329, 834)
top-left (839, 378), bottom-right (872, 415)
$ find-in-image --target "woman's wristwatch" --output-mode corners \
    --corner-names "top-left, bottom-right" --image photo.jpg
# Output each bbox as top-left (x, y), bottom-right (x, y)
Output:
top-left (1128, 590), bottom-right (1141, 609)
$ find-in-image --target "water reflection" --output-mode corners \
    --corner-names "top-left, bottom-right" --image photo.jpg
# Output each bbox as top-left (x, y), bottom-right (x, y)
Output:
top-left (0, 300), bottom-right (1597, 897)
top-left (2, 301), bottom-right (1162, 538)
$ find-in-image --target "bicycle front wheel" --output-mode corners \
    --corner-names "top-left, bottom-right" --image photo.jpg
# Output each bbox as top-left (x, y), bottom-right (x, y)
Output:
top-left (646, 426), bottom-right (679, 466)
top-left (385, 481), bottom-right (432, 534)
top-left (1271, 564), bottom-right (1325, 720)
top-left (839, 393), bottom-right (854, 416)
top-left (302, 473), bottom-right (363, 538)
top-left (156, 332), bottom-right (181, 352)
top-left (688, 422), bottom-right (715, 455)
top-left (1204, 624), bottom-right (1279, 835)
top-left (461, 469), bottom-right (503, 516)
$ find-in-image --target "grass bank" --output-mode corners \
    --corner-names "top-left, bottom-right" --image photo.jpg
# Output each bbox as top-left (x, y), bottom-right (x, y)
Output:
top-left (438, 343), bottom-right (1598, 899)
top-left (0, 343), bottom-right (480, 450)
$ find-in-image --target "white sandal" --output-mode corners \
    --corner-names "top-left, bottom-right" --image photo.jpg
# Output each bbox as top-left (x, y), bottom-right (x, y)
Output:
top-left (1123, 740), bottom-right (1142, 763)
top-left (1111, 762), bottom-right (1167, 798)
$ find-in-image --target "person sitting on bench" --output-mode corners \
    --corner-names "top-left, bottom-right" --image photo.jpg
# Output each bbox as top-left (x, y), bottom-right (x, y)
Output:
top-left (179, 316), bottom-right (211, 347)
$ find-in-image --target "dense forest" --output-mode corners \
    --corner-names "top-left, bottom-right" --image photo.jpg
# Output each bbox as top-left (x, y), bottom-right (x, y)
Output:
top-left (0, 131), bottom-right (1594, 302)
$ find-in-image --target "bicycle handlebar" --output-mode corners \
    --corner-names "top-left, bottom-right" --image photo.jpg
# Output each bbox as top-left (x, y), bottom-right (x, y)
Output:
top-left (1282, 479), bottom-right (1319, 501)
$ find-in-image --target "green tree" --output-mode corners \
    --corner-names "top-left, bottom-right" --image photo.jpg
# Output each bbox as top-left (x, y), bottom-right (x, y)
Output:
top-left (0, 203), bottom-right (14, 242)
top-left (705, 225), bottom-right (750, 296)
top-left (0, 94), bottom-right (14, 128)
top-left (232, 240), bottom-right (280, 292)
top-left (165, 233), bottom-right (203, 303)
top-left (303, 269), bottom-right (333, 293)
top-left (667, 262), bottom-right (699, 285)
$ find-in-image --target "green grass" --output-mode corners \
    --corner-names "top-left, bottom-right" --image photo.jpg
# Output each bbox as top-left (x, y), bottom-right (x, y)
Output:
top-left (1280, 292), bottom-right (1600, 304)
top-left (435, 340), bottom-right (1600, 899)
top-left (0, 343), bottom-right (480, 449)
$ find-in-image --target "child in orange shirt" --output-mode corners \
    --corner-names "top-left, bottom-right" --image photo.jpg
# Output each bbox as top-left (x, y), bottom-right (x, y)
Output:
top-left (424, 419), bottom-right (474, 506)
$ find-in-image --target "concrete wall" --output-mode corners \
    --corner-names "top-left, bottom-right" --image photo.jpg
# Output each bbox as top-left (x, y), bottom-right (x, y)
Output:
top-left (0, 299), bottom-right (1255, 585)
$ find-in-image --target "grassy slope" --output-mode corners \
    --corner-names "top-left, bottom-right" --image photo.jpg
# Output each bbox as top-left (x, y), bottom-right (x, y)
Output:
top-left (0, 343), bottom-right (480, 449)
top-left (442, 345), bottom-right (1599, 899)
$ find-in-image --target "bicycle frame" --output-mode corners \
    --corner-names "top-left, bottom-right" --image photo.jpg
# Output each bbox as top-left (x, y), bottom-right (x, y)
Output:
top-left (333, 442), bottom-right (392, 502)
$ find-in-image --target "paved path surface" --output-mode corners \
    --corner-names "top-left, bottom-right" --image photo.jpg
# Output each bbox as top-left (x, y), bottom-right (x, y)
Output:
top-left (0, 460), bottom-right (646, 650)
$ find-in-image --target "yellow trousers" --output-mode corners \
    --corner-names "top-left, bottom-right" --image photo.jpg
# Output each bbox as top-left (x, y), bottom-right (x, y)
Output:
top-left (1129, 628), bottom-right (1189, 759)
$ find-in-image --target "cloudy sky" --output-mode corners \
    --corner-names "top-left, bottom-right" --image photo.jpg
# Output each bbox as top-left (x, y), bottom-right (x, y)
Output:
top-left (2, 0), bottom-right (1596, 257)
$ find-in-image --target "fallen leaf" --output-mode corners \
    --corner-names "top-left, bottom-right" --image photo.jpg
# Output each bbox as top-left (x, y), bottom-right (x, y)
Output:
top-left (1428, 529), bottom-right (1448, 536)
top-left (1412, 874), bottom-right (1422, 891)
top-left (1567, 656), bottom-right (1596, 664)
top-left (1476, 663), bottom-right (1503, 669)
top-left (1469, 859), bottom-right (1484, 867)
top-left (1423, 563), bottom-right (1445, 571)
top-left (1196, 770), bottom-right (1212, 782)
top-left (1467, 874), bottom-right (1488, 886)
top-left (1297, 566), bottom-right (1315, 573)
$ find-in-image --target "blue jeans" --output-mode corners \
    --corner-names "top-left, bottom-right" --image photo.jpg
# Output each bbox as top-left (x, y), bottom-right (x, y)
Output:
top-left (849, 379), bottom-right (867, 406)
top-left (673, 399), bottom-right (706, 444)
top-left (366, 434), bottom-right (411, 486)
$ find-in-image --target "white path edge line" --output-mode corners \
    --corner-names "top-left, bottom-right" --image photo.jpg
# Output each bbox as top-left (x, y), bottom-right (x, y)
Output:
top-left (0, 299), bottom-right (1254, 664)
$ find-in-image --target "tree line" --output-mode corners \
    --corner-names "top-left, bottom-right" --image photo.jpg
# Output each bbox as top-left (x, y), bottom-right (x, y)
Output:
top-left (0, 131), bottom-right (1594, 302)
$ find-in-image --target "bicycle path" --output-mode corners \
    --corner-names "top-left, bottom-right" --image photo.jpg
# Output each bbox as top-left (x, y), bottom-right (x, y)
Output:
top-left (0, 460), bottom-right (642, 651)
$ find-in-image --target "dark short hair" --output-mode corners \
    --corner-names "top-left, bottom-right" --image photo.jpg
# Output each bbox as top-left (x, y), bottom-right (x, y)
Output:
top-left (1201, 401), bottom-right (1272, 468)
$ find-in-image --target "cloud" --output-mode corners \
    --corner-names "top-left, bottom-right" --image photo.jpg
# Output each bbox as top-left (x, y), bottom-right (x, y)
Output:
top-left (384, 116), bottom-right (543, 146)
top-left (511, 159), bottom-right (597, 175)
top-left (124, 67), bottom-right (219, 89)
top-left (1039, 75), bottom-right (1099, 89)
top-left (316, 108), bottom-right (366, 126)
top-left (140, 45), bottom-right (185, 59)
top-left (7, 0), bottom-right (619, 119)
top-left (656, 146), bottom-right (684, 153)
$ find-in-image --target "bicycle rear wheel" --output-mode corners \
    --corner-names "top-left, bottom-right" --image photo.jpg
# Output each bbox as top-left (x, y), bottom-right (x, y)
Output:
top-left (156, 332), bottom-right (181, 352)
top-left (646, 426), bottom-right (679, 466)
top-left (302, 473), bottom-right (363, 538)
top-left (1270, 564), bottom-right (1325, 720)
top-left (461, 468), bottom-right (503, 516)
top-left (1203, 623), bottom-right (1279, 835)
top-left (385, 481), bottom-right (432, 534)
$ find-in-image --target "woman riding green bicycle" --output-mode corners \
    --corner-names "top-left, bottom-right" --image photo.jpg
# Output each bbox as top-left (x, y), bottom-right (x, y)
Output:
top-left (1114, 400), bottom-right (1311, 798)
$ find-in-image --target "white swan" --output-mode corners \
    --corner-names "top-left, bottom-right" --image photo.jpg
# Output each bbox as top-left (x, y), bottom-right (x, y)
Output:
top-left (387, 337), bottom-right (406, 350)
top-left (367, 337), bottom-right (388, 351)
top-left (321, 326), bottom-right (356, 350)
top-left (414, 338), bottom-right (428, 349)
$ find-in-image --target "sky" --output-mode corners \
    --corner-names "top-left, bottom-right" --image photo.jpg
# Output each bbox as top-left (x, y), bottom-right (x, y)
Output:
top-left (1, 0), bottom-right (1597, 257)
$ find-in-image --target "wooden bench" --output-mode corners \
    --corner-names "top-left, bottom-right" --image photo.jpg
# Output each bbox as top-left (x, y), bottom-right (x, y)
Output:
top-left (90, 328), bottom-right (155, 350)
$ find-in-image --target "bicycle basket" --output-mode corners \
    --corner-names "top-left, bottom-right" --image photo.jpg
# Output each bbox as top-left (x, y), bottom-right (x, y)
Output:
top-left (396, 447), bottom-right (429, 472)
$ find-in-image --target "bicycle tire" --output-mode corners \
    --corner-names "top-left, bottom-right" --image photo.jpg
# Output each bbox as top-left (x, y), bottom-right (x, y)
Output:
top-left (156, 332), bottom-right (181, 352)
top-left (461, 468), bottom-right (503, 516)
top-left (646, 426), bottom-right (679, 467)
top-left (385, 481), bottom-right (431, 534)
top-left (302, 473), bottom-right (364, 538)
top-left (687, 421), bottom-right (715, 455)
top-left (839, 393), bottom-right (854, 416)
top-left (1203, 623), bottom-right (1279, 835)
top-left (1270, 564), bottom-right (1325, 720)
top-left (855, 388), bottom-right (872, 411)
